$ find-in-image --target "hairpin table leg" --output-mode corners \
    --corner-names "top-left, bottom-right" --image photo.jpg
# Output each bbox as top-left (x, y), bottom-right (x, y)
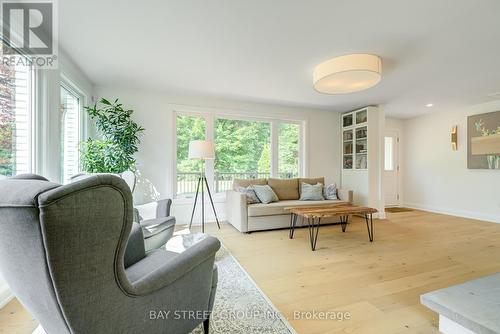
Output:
top-left (365, 213), bottom-right (374, 242)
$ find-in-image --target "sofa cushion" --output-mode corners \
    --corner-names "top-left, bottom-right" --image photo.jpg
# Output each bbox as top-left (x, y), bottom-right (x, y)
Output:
top-left (252, 185), bottom-right (279, 204)
top-left (267, 178), bottom-right (299, 200)
top-left (235, 186), bottom-right (260, 204)
top-left (247, 199), bottom-right (344, 217)
top-left (232, 178), bottom-right (267, 190)
top-left (299, 177), bottom-right (325, 195)
top-left (323, 183), bottom-right (338, 200)
top-left (299, 182), bottom-right (325, 201)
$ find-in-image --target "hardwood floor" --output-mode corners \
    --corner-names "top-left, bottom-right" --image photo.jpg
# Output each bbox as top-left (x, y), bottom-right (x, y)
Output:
top-left (2, 210), bottom-right (500, 333)
top-left (0, 299), bottom-right (37, 334)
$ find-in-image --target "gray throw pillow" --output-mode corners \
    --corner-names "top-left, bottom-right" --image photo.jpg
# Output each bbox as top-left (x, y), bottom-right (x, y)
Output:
top-left (323, 183), bottom-right (338, 200)
top-left (252, 185), bottom-right (279, 204)
top-left (300, 182), bottom-right (325, 201)
top-left (236, 186), bottom-right (261, 204)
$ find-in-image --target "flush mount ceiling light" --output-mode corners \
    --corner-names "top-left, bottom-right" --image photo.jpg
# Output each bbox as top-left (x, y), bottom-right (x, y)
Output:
top-left (313, 54), bottom-right (382, 94)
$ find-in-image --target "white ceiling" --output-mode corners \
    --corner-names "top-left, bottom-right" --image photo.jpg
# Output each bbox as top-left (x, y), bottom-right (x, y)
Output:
top-left (59, 0), bottom-right (500, 118)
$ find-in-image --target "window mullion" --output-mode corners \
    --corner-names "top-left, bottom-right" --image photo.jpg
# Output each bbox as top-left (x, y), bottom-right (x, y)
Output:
top-left (271, 120), bottom-right (279, 178)
top-left (205, 114), bottom-right (215, 193)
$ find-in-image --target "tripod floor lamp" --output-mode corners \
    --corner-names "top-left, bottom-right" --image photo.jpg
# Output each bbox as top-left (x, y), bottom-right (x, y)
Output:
top-left (188, 140), bottom-right (221, 233)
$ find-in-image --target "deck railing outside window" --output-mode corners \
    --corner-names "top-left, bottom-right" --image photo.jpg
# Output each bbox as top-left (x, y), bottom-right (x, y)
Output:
top-left (176, 171), bottom-right (300, 197)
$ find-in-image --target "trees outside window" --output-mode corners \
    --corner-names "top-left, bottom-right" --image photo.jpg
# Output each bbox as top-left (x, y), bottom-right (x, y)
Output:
top-left (215, 118), bottom-right (271, 192)
top-left (278, 123), bottom-right (300, 178)
top-left (0, 43), bottom-right (33, 177)
top-left (176, 115), bottom-right (206, 196)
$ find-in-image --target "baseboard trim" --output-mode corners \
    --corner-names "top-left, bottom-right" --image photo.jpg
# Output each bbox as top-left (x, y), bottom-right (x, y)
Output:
top-left (0, 285), bottom-right (13, 309)
top-left (404, 202), bottom-right (500, 224)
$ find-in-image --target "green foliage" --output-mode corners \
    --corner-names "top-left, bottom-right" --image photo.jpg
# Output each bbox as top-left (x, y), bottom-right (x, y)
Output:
top-left (258, 143), bottom-right (271, 173)
top-left (214, 119), bottom-right (270, 173)
top-left (80, 98), bottom-right (144, 173)
top-left (0, 121), bottom-right (14, 176)
top-left (176, 115), bottom-right (205, 173)
top-left (475, 119), bottom-right (500, 136)
top-left (278, 123), bottom-right (299, 177)
top-left (0, 53), bottom-right (16, 177)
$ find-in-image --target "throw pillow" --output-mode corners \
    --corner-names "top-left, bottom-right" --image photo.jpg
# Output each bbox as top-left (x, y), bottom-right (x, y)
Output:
top-left (252, 185), bottom-right (279, 204)
top-left (236, 186), bottom-right (261, 204)
top-left (323, 183), bottom-right (338, 200)
top-left (300, 182), bottom-right (325, 201)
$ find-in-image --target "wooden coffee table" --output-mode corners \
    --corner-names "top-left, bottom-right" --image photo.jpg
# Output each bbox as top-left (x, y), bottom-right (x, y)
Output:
top-left (286, 204), bottom-right (378, 251)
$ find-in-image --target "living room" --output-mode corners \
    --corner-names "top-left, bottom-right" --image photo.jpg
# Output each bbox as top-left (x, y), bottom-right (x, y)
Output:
top-left (1, 1), bottom-right (500, 334)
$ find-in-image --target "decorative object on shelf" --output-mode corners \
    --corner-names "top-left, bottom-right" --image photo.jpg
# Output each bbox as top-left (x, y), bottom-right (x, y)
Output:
top-left (467, 111), bottom-right (500, 169)
top-left (188, 140), bottom-right (221, 232)
top-left (313, 54), bottom-right (382, 94)
top-left (80, 98), bottom-right (145, 173)
top-left (451, 126), bottom-right (458, 151)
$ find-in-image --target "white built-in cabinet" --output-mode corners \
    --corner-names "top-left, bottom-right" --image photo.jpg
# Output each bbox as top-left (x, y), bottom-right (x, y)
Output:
top-left (341, 106), bottom-right (385, 218)
top-left (342, 108), bottom-right (368, 170)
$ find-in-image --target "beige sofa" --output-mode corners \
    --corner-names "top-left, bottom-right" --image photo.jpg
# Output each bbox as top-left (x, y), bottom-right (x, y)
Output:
top-left (225, 177), bottom-right (353, 232)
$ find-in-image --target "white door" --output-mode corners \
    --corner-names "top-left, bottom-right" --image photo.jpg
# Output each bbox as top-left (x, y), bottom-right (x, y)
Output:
top-left (384, 131), bottom-right (399, 207)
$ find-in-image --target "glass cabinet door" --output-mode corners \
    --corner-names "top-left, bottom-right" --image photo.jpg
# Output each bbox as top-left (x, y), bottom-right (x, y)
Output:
top-left (343, 129), bottom-right (353, 169)
top-left (343, 155), bottom-right (353, 169)
top-left (343, 129), bottom-right (353, 141)
top-left (355, 109), bottom-right (367, 124)
top-left (343, 113), bottom-right (353, 127)
top-left (355, 126), bottom-right (367, 139)
top-left (355, 154), bottom-right (367, 169)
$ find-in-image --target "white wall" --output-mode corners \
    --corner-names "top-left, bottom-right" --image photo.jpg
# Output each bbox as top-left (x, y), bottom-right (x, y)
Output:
top-left (94, 86), bottom-right (342, 223)
top-left (401, 100), bottom-right (500, 223)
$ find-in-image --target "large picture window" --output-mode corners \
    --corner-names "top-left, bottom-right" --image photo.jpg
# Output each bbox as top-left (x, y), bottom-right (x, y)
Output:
top-left (215, 118), bottom-right (271, 192)
top-left (176, 115), bottom-right (206, 197)
top-left (0, 43), bottom-right (34, 177)
top-left (60, 85), bottom-right (82, 184)
top-left (174, 110), bottom-right (304, 198)
top-left (278, 122), bottom-right (300, 178)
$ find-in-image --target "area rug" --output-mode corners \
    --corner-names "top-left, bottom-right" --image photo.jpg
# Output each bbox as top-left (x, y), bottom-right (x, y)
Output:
top-left (192, 246), bottom-right (296, 334)
top-left (385, 207), bottom-right (414, 213)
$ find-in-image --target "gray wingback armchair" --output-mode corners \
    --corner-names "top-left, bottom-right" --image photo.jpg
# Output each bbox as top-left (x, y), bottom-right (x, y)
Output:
top-left (134, 199), bottom-right (176, 253)
top-left (71, 172), bottom-right (176, 253)
top-left (0, 174), bottom-right (220, 334)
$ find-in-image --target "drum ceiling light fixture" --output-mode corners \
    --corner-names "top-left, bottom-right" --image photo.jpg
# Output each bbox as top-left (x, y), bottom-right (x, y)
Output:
top-left (313, 54), bottom-right (382, 94)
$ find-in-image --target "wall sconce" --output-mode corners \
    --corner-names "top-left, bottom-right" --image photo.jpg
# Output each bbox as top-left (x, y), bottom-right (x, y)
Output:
top-left (451, 126), bottom-right (458, 151)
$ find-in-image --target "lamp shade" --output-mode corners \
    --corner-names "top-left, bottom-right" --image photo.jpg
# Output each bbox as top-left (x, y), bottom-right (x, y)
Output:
top-left (188, 140), bottom-right (215, 159)
top-left (313, 54), bottom-right (382, 94)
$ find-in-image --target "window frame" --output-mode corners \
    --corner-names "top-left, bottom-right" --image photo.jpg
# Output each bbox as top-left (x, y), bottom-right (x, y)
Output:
top-left (59, 75), bottom-right (87, 183)
top-left (172, 105), bottom-right (306, 199)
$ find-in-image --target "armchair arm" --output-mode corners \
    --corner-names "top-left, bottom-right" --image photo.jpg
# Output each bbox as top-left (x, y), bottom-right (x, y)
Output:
top-left (135, 199), bottom-right (172, 220)
top-left (337, 189), bottom-right (353, 203)
top-left (127, 236), bottom-right (221, 295)
top-left (225, 190), bottom-right (248, 232)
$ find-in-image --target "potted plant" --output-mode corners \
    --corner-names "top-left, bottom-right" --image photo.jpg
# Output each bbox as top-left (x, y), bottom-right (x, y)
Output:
top-left (80, 98), bottom-right (145, 174)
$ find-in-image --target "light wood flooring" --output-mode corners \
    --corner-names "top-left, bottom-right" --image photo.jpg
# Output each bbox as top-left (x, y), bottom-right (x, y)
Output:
top-left (2, 210), bottom-right (500, 334)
